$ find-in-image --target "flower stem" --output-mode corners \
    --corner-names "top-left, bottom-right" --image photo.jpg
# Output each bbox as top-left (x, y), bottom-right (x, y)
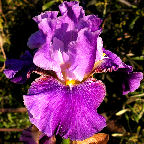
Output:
top-left (61, 138), bottom-right (71, 144)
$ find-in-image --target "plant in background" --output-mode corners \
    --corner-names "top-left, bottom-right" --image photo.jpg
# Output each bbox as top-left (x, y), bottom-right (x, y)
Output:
top-left (3, 1), bottom-right (143, 143)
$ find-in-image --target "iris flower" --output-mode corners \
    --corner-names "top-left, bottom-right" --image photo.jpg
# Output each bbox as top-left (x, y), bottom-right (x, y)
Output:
top-left (4, 1), bottom-right (143, 141)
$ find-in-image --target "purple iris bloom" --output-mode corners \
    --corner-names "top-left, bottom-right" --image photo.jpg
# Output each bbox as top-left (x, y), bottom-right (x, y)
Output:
top-left (4, 1), bottom-right (143, 141)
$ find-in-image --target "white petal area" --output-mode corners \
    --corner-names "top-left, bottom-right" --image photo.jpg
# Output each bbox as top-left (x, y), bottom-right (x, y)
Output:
top-left (51, 37), bottom-right (65, 65)
top-left (95, 36), bottom-right (104, 61)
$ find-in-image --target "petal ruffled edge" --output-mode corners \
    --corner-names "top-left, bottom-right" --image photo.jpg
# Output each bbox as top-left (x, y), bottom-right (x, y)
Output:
top-left (33, 11), bottom-right (58, 24)
top-left (94, 49), bottom-right (133, 73)
top-left (23, 76), bottom-right (106, 140)
top-left (59, 1), bottom-right (84, 20)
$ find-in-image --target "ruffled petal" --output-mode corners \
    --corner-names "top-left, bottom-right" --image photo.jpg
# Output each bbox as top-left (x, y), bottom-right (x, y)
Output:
top-left (27, 31), bottom-right (46, 49)
top-left (59, 1), bottom-right (84, 30)
top-left (85, 15), bottom-right (102, 32)
top-left (122, 72), bottom-right (143, 95)
top-left (29, 2), bottom-right (103, 81)
top-left (38, 18), bottom-right (57, 35)
top-left (32, 12), bottom-right (58, 41)
top-left (77, 15), bottom-right (102, 32)
top-left (59, 2), bottom-right (102, 32)
top-left (104, 49), bottom-right (133, 72)
top-left (32, 12), bottom-right (61, 78)
top-left (33, 11), bottom-right (58, 24)
top-left (4, 51), bottom-right (35, 84)
top-left (59, 1), bottom-right (79, 15)
top-left (95, 49), bottom-right (133, 73)
top-left (23, 76), bottom-right (106, 140)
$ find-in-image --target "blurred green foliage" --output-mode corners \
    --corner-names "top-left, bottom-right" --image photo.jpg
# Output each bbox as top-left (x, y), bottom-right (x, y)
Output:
top-left (0, 0), bottom-right (143, 143)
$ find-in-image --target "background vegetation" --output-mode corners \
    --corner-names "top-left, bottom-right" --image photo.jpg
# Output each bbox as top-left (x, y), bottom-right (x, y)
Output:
top-left (0, 0), bottom-right (143, 143)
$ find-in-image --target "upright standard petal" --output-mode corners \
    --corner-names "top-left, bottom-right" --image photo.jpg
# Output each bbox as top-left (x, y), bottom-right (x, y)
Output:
top-left (28, 11), bottom-right (58, 49)
top-left (77, 15), bottom-right (102, 32)
top-left (59, 1), bottom-right (84, 30)
top-left (33, 41), bottom-right (64, 80)
top-left (29, 2), bottom-right (103, 81)
top-left (4, 51), bottom-right (35, 84)
top-left (23, 76), bottom-right (106, 140)
top-left (32, 12), bottom-right (60, 73)
top-left (66, 28), bottom-right (99, 81)
top-left (33, 11), bottom-right (58, 24)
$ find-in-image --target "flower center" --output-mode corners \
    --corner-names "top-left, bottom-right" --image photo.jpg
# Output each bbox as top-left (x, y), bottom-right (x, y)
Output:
top-left (102, 53), bottom-right (106, 57)
top-left (65, 79), bottom-right (76, 86)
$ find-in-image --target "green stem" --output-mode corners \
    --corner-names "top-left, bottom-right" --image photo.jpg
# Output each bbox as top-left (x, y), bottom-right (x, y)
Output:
top-left (61, 138), bottom-right (71, 144)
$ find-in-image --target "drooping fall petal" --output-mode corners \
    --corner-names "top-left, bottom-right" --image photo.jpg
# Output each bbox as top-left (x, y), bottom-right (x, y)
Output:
top-left (121, 72), bottom-right (143, 95)
top-left (23, 76), bottom-right (106, 140)
top-left (95, 49), bottom-right (133, 73)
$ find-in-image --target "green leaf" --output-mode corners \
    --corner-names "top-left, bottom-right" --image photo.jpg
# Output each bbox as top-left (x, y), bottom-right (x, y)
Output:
top-left (42, 0), bottom-right (56, 11)
top-left (7, 113), bottom-right (13, 123)
top-left (0, 55), bottom-right (6, 62)
top-left (132, 56), bottom-right (144, 60)
top-left (129, 16), bottom-right (139, 29)
top-left (61, 138), bottom-right (70, 144)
